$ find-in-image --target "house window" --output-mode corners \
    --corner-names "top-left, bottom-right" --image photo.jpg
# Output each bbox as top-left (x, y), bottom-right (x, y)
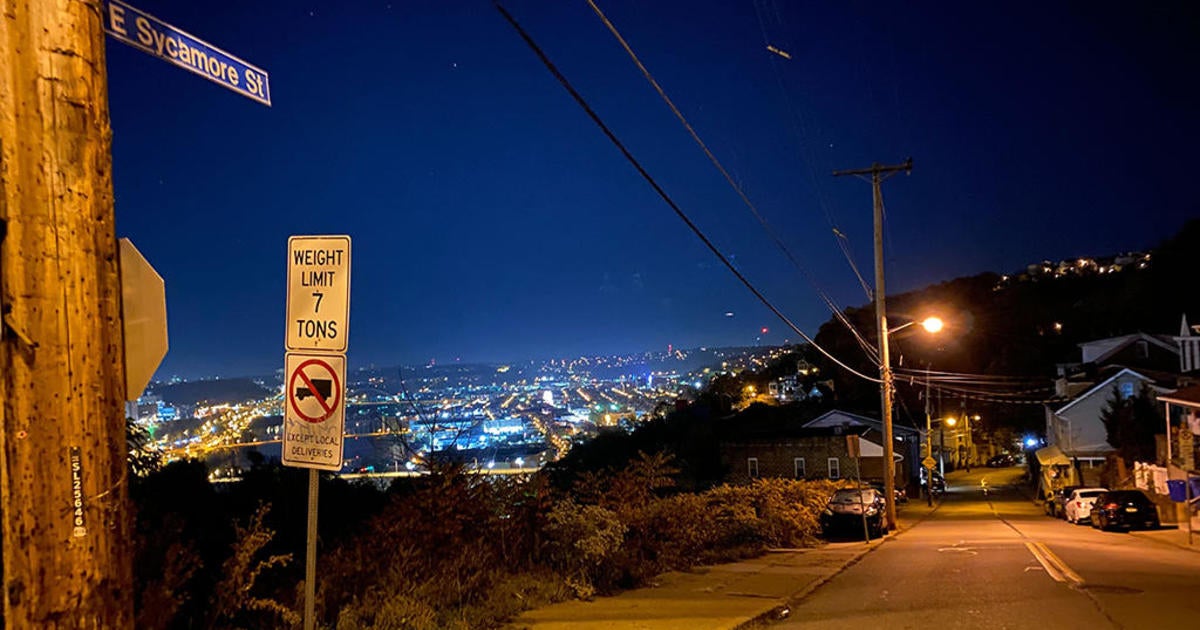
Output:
top-left (1136, 340), bottom-right (1149, 359)
top-left (828, 457), bottom-right (840, 480)
top-left (747, 457), bottom-right (759, 479)
top-left (1120, 381), bottom-right (1135, 399)
top-left (794, 457), bottom-right (806, 479)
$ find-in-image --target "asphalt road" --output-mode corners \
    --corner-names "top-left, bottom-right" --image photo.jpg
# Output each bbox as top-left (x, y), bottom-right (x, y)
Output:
top-left (771, 467), bottom-right (1200, 629)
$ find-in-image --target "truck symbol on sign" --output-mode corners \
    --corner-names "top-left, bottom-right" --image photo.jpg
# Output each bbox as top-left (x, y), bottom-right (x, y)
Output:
top-left (296, 378), bottom-right (332, 402)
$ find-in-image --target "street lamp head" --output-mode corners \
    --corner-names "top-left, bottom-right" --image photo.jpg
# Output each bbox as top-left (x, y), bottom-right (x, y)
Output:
top-left (921, 316), bottom-right (944, 334)
top-left (944, 416), bottom-right (958, 427)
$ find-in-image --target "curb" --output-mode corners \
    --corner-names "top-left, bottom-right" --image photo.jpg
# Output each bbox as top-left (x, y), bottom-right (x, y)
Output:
top-left (731, 541), bottom-right (879, 629)
top-left (731, 502), bottom-right (942, 629)
top-left (1128, 528), bottom-right (1200, 554)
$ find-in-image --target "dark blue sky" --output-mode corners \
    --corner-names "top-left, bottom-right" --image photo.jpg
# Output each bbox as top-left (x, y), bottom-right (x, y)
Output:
top-left (106, 1), bottom-right (1198, 379)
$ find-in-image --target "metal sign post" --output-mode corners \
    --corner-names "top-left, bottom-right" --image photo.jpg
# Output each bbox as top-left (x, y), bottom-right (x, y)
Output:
top-left (847, 435), bottom-right (868, 543)
top-left (282, 235), bottom-right (351, 630)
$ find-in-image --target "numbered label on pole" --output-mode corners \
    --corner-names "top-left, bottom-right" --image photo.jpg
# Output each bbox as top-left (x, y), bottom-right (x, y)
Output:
top-left (286, 235), bottom-right (350, 352)
top-left (283, 353), bottom-right (346, 470)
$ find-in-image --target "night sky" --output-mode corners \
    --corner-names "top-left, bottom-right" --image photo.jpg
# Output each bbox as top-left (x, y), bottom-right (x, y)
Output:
top-left (105, 1), bottom-right (1198, 379)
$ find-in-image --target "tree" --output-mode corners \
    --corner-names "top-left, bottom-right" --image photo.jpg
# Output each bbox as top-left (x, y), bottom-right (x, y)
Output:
top-left (1100, 383), bottom-right (1162, 467)
top-left (127, 417), bottom-right (162, 478)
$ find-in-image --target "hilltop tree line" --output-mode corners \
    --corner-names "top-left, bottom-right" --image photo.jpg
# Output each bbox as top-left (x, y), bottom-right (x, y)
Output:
top-left (811, 219), bottom-right (1200, 435)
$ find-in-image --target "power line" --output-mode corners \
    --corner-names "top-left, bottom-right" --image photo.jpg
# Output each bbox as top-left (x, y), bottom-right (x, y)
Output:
top-left (751, 0), bottom-right (874, 302)
top-left (583, 0), bottom-right (881, 366)
top-left (493, 1), bottom-right (881, 385)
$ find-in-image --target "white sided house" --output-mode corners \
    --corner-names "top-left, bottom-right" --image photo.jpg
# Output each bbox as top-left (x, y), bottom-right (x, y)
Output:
top-left (1045, 368), bottom-right (1171, 468)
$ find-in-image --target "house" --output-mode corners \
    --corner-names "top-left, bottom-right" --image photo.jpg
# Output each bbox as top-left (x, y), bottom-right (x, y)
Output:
top-left (802, 410), bottom-right (922, 486)
top-left (1045, 368), bottom-right (1173, 473)
top-left (718, 408), bottom-right (920, 490)
top-left (1078, 332), bottom-right (1180, 373)
top-left (767, 375), bottom-right (801, 402)
top-left (766, 359), bottom-right (821, 402)
top-left (1055, 323), bottom-right (1194, 397)
top-left (721, 425), bottom-right (883, 484)
top-left (1173, 314), bottom-right (1200, 374)
top-left (1158, 383), bottom-right (1200, 472)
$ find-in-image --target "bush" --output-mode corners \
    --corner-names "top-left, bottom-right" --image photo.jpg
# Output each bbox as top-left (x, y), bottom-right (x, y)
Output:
top-left (134, 455), bottom-right (842, 627)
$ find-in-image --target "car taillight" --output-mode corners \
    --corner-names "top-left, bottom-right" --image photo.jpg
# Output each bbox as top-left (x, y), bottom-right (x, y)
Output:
top-left (1104, 503), bottom-right (1119, 510)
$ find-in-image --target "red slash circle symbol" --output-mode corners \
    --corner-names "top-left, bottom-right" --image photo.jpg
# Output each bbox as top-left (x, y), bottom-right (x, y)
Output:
top-left (288, 358), bottom-right (341, 423)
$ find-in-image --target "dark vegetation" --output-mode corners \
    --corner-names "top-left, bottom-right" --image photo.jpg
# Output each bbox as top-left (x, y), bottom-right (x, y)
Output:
top-left (131, 451), bottom-right (845, 628)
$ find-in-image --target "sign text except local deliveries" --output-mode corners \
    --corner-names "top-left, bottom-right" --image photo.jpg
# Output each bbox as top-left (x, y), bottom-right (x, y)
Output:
top-left (282, 353), bottom-right (345, 470)
top-left (104, 0), bottom-right (271, 106)
top-left (286, 235), bottom-right (351, 353)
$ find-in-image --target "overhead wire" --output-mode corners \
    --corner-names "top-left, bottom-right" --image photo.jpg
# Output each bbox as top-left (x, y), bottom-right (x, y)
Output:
top-left (896, 372), bottom-right (1061, 406)
top-left (583, 0), bottom-right (880, 366)
top-left (751, 0), bottom-right (875, 302)
top-left (493, 1), bottom-right (882, 384)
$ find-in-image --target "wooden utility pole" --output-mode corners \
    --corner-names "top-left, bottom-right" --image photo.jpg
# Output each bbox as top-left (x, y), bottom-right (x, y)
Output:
top-left (832, 158), bottom-right (912, 531)
top-left (1, 1), bottom-right (133, 627)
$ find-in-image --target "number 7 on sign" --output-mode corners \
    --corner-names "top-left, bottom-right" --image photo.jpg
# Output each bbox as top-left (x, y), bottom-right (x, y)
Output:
top-left (312, 292), bottom-right (324, 313)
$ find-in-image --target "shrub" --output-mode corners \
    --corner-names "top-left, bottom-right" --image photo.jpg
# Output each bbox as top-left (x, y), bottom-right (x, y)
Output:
top-left (208, 504), bottom-right (298, 628)
top-left (542, 499), bottom-right (626, 597)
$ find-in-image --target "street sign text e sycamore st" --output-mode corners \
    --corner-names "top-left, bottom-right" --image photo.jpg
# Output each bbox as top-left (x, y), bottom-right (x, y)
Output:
top-left (104, 0), bottom-right (271, 106)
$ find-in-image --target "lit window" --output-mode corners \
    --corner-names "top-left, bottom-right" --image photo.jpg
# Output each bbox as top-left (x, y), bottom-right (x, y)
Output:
top-left (1120, 381), bottom-right (1135, 399)
top-left (794, 457), bottom-right (806, 479)
top-left (828, 457), bottom-right (840, 480)
top-left (748, 457), bottom-right (759, 479)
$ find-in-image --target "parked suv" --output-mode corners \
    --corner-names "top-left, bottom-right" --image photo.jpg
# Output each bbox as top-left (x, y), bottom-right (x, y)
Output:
top-left (1064, 488), bottom-right (1108, 524)
top-left (1089, 490), bottom-right (1160, 531)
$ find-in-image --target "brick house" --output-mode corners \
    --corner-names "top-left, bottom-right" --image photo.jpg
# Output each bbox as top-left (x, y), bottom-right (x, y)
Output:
top-left (715, 408), bottom-right (921, 492)
top-left (721, 425), bottom-right (889, 484)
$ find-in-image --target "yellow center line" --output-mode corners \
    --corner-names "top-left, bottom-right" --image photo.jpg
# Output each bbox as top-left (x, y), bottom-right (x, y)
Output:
top-left (1025, 541), bottom-right (1084, 586)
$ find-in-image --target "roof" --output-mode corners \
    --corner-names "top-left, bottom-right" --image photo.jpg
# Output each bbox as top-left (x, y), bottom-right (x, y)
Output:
top-left (1078, 332), bottom-right (1177, 365)
top-left (803, 409), bottom-right (922, 436)
top-left (1159, 383), bottom-right (1200, 407)
top-left (721, 431), bottom-right (887, 458)
top-left (1052, 368), bottom-right (1155, 416)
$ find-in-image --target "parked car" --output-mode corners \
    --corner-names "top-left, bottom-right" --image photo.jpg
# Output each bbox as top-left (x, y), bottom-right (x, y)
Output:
top-left (1064, 488), bottom-right (1108, 524)
top-left (1045, 485), bottom-right (1082, 518)
top-left (920, 469), bottom-right (946, 494)
top-left (987, 453), bottom-right (1016, 467)
top-left (821, 488), bottom-right (887, 538)
top-left (869, 483), bottom-right (908, 504)
top-left (1089, 490), bottom-right (1160, 531)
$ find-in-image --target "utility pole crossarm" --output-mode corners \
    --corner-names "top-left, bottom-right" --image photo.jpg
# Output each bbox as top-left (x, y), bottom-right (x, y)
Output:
top-left (831, 158), bottom-right (913, 179)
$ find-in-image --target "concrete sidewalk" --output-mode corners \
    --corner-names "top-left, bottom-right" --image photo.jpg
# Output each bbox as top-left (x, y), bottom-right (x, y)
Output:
top-left (1129, 514), bottom-right (1200, 553)
top-left (507, 500), bottom-right (940, 630)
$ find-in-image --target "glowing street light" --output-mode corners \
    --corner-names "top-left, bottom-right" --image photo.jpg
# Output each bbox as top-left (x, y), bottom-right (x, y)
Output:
top-left (921, 316), bottom-right (944, 334)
